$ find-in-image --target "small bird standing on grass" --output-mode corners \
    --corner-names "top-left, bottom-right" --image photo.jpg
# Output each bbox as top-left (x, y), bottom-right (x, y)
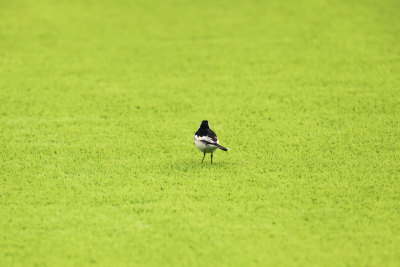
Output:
top-left (194, 120), bottom-right (229, 163)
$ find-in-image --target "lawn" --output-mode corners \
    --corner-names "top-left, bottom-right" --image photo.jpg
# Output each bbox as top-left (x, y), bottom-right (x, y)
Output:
top-left (0, 0), bottom-right (399, 266)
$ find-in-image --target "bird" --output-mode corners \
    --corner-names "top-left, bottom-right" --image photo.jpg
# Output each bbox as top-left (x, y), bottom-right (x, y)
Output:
top-left (194, 120), bottom-right (229, 163)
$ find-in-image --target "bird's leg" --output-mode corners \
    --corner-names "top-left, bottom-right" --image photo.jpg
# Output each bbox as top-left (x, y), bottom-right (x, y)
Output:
top-left (201, 152), bottom-right (206, 164)
top-left (211, 153), bottom-right (213, 164)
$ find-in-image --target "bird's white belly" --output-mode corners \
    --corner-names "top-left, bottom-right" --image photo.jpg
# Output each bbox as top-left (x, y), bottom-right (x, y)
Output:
top-left (195, 140), bottom-right (218, 153)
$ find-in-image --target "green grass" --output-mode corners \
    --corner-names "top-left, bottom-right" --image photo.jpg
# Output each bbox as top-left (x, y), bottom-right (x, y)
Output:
top-left (1, 0), bottom-right (399, 266)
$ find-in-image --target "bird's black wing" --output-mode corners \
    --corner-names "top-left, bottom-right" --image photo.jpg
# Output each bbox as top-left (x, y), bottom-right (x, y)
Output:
top-left (206, 128), bottom-right (219, 143)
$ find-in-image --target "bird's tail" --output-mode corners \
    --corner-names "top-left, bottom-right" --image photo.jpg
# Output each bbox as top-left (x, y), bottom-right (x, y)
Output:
top-left (217, 145), bottom-right (229, 151)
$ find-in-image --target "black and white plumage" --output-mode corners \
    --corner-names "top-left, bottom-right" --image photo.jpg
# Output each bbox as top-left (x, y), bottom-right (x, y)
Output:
top-left (194, 120), bottom-right (229, 163)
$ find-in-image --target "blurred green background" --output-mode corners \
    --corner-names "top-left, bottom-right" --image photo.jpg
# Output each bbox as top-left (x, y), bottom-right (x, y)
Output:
top-left (1, 0), bottom-right (399, 266)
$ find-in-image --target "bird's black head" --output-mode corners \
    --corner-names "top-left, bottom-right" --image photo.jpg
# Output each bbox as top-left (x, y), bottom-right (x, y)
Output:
top-left (200, 120), bottom-right (210, 128)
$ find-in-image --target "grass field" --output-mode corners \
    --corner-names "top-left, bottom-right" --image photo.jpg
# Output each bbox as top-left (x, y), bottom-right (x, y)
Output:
top-left (1, 0), bottom-right (399, 266)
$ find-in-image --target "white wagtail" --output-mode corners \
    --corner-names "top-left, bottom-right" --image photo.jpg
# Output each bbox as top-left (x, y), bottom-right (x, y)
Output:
top-left (194, 120), bottom-right (229, 163)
